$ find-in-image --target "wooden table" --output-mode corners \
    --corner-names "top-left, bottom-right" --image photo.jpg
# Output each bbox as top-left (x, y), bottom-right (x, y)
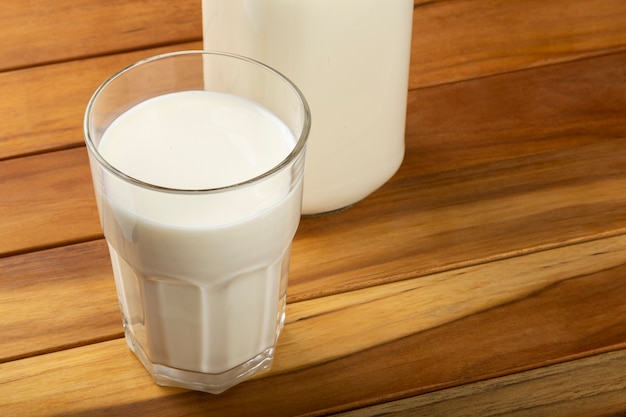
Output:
top-left (2, 1), bottom-right (626, 415)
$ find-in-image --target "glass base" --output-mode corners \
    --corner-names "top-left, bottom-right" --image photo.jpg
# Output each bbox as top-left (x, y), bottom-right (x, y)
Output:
top-left (124, 328), bottom-right (274, 394)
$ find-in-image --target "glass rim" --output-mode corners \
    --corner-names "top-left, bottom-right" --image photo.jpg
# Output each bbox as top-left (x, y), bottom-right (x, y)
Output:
top-left (83, 49), bottom-right (311, 194)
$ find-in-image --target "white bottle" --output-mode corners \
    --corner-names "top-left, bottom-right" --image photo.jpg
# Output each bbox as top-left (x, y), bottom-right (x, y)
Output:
top-left (203, 0), bottom-right (414, 215)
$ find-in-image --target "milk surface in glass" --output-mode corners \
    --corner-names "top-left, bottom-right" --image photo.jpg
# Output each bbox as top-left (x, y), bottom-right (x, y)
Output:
top-left (93, 91), bottom-right (301, 383)
top-left (203, 0), bottom-right (413, 214)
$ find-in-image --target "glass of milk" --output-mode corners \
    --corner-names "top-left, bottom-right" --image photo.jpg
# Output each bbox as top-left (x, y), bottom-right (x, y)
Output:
top-left (203, 0), bottom-right (413, 215)
top-left (83, 51), bottom-right (310, 393)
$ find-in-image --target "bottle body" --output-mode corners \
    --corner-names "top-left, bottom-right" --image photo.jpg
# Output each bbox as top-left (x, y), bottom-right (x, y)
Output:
top-left (203, 0), bottom-right (413, 214)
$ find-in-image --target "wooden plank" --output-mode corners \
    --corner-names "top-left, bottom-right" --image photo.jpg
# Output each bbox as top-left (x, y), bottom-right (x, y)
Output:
top-left (5, 36), bottom-right (626, 163)
top-left (2, 128), bottom-right (626, 302)
top-left (4, 1), bottom-right (626, 159)
top-left (335, 349), bottom-right (626, 417)
top-left (3, 0), bottom-right (625, 89)
top-left (2, 52), bottom-right (626, 291)
top-left (0, 147), bottom-right (101, 256)
top-left (1, 234), bottom-right (626, 415)
top-left (5, 160), bottom-right (625, 359)
top-left (290, 136), bottom-right (626, 299)
top-left (0, 0), bottom-right (202, 71)
top-left (290, 52), bottom-right (626, 300)
top-left (0, 240), bottom-right (119, 363)
top-left (0, 41), bottom-right (202, 161)
top-left (411, 0), bottom-right (626, 88)
top-left (405, 51), bottom-right (626, 178)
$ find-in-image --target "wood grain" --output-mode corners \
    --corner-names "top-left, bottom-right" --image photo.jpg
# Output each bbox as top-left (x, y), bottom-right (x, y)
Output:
top-left (1, 234), bottom-right (625, 416)
top-left (2, 0), bottom-right (625, 88)
top-left (0, 41), bottom-right (201, 161)
top-left (290, 139), bottom-right (626, 299)
top-left (2, 52), bottom-right (626, 288)
top-left (404, 51), bottom-right (626, 178)
top-left (4, 1), bottom-right (626, 160)
top-left (281, 234), bottom-right (626, 376)
top-left (411, 0), bottom-right (626, 88)
top-left (0, 147), bottom-right (101, 256)
top-left (2, 1), bottom-right (626, 415)
top-left (0, 0), bottom-right (202, 71)
top-left (335, 349), bottom-right (626, 417)
top-left (290, 50), bottom-right (626, 300)
top-left (0, 240), bottom-right (119, 363)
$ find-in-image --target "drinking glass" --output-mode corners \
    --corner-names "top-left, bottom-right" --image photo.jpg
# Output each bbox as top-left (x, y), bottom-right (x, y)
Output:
top-left (84, 51), bottom-right (310, 393)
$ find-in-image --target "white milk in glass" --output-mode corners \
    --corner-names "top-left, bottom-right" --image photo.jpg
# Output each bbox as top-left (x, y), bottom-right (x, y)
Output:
top-left (203, 0), bottom-right (413, 214)
top-left (94, 91), bottom-right (301, 377)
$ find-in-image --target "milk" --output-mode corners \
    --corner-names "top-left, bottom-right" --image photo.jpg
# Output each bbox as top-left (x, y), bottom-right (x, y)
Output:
top-left (203, 0), bottom-right (413, 214)
top-left (91, 91), bottom-right (302, 381)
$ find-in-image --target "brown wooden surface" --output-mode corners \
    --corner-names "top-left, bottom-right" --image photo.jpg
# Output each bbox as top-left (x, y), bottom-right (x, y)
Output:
top-left (336, 349), bottom-right (626, 417)
top-left (2, 1), bottom-right (626, 416)
top-left (0, 0), bottom-right (202, 72)
top-left (410, 0), bottom-right (626, 89)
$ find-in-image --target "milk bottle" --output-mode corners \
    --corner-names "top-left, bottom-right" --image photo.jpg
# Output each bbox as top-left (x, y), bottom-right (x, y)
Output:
top-left (203, 0), bottom-right (414, 214)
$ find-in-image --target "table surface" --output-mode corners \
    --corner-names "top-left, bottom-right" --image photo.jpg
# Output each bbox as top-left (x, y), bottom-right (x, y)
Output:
top-left (2, 1), bottom-right (626, 416)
